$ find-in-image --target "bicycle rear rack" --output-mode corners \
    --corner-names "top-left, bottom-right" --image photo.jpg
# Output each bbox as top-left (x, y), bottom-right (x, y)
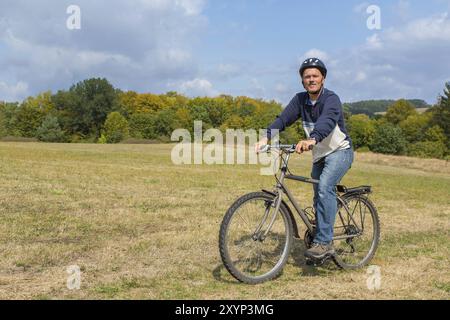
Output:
top-left (336, 185), bottom-right (372, 195)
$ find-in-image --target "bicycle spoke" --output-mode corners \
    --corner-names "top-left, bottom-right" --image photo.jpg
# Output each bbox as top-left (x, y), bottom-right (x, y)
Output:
top-left (360, 200), bottom-right (366, 230)
top-left (235, 211), bottom-right (254, 234)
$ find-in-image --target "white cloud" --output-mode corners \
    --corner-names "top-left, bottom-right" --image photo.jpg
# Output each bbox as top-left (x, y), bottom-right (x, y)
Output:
top-left (366, 33), bottom-right (383, 49)
top-left (176, 0), bottom-right (206, 15)
top-left (355, 72), bottom-right (367, 82)
top-left (139, 0), bottom-right (205, 15)
top-left (0, 81), bottom-right (29, 102)
top-left (179, 78), bottom-right (218, 96)
top-left (325, 11), bottom-right (450, 103)
top-left (396, 12), bottom-right (450, 41)
top-left (300, 49), bottom-right (329, 62)
top-left (0, 0), bottom-right (207, 101)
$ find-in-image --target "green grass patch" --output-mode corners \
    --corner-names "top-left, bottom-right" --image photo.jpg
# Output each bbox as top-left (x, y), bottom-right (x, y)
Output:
top-left (378, 230), bottom-right (450, 259)
top-left (433, 281), bottom-right (450, 293)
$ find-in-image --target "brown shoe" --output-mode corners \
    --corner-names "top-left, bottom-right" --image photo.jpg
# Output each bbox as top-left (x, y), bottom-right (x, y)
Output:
top-left (304, 243), bottom-right (335, 260)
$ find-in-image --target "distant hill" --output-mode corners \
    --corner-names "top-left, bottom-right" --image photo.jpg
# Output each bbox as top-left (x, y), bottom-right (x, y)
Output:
top-left (343, 99), bottom-right (430, 117)
top-left (374, 107), bottom-right (430, 116)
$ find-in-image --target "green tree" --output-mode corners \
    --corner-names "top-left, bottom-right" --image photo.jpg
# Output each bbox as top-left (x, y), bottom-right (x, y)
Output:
top-left (103, 112), bottom-right (129, 143)
top-left (128, 113), bottom-right (157, 139)
top-left (342, 104), bottom-right (352, 122)
top-left (247, 100), bottom-right (283, 132)
top-left (36, 115), bottom-right (66, 142)
top-left (385, 99), bottom-right (417, 125)
top-left (16, 100), bottom-right (46, 137)
top-left (98, 133), bottom-right (107, 144)
top-left (220, 114), bottom-right (245, 130)
top-left (399, 113), bottom-right (432, 143)
top-left (153, 107), bottom-right (176, 138)
top-left (53, 78), bottom-right (119, 139)
top-left (424, 125), bottom-right (447, 145)
top-left (234, 96), bottom-right (258, 118)
top-left (118, 90), bottom-right (139, 117)
top-left (174, 107), bottom-right (193, 133)
top-left (134, 94), bottom-right (167, 114)
top-left (22, 91), bottom-right (54, 113)
top-left (280, 126), bottom-right (304, 144)
top-left (160, 92), bottom-right (189, 109)
top-left (430, 82), bottom-right (450, 151)
top-left (206, 97), bottom-right (230, 128)
top-left (188, 102), bottom-right (212, 130)
top-left (369, 122), bottom-right (407, 155)
top-left (0, 110), bottom-right (6, 138)
top-left (15, 91), bottom-right (54, 138)
top-left (347, 114), bottom-right (375, 149)
top-left (0, 102), bottom-right (20, 136)
top-left (407, 124), bottom-right (448, 159)
top-left (292, 121), bottom-right (307, 140)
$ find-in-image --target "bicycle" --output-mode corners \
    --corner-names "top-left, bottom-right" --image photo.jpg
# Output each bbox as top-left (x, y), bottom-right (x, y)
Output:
top-left (219, 144), bottom-right (380, 284)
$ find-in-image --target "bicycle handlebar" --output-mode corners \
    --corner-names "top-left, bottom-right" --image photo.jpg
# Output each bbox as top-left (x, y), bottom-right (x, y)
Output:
top-left (258, 144), bottom-right (313, 154)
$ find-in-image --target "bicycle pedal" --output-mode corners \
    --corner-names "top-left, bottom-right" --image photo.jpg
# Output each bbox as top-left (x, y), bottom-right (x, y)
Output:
top-left (305, 258), bottom-right (323, 267)
top-left (305, 258), bottom-right (318, 266)
top-left (306, 254), bottom-right (332, 266)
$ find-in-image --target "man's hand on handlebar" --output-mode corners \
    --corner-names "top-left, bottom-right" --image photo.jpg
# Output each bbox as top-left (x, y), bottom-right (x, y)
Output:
top-left (254, 137), bottom-right (269, 154)
top-left (295, 139), bottom-right (316, 154)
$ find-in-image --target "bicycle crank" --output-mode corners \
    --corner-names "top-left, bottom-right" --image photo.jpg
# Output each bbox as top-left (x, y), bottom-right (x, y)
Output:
top-left (303, 228), bottom-right (316, 249)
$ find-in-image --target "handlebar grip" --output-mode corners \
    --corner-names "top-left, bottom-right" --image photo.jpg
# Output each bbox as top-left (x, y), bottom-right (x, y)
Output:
top-left (258, 145), bottom-right (270, 153)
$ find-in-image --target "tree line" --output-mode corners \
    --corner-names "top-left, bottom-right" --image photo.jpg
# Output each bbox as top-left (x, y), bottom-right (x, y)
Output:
top-left (343, 99), bottom-right (429, 117)
top-left (347, 94), bottom-right (449, 159)
top-left (0, 78), bottom-right (449, 159)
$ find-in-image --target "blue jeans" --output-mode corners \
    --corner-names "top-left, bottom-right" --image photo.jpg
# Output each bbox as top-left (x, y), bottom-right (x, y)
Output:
top-left (311, 148), bottom-right (354, 245)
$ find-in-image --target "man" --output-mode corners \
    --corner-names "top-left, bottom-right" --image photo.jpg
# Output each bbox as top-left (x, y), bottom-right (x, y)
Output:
top-left (255, 58), bottom-right (354, 260)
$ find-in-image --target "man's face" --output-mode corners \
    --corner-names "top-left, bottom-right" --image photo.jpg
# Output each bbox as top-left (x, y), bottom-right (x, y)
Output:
top-left (302, 68), bottom-right (325, 94)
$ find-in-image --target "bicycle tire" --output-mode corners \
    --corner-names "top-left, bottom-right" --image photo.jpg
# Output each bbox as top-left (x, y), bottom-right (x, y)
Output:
top-left (219, 192), bottom-right (294, 284)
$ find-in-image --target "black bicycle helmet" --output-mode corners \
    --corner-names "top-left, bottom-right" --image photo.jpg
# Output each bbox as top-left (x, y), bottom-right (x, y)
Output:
top-left (299, 58), bottom-right (327, 78)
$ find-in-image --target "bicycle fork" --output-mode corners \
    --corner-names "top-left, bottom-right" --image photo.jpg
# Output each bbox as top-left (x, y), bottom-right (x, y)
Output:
top-left (252, 191), bottom-right (284, 242)
top-left (252, 151), bottom-right (293, 242)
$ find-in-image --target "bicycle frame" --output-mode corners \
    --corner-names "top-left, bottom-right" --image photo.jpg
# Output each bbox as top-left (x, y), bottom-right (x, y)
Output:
top-left (258, 148), bottom-right (363, 241)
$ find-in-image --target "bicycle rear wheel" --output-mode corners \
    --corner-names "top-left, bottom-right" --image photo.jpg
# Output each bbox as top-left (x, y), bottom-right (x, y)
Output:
top-left (332, 194), bottom-right (380, 269)
top-left (219, 192), bottom-right (293, 284)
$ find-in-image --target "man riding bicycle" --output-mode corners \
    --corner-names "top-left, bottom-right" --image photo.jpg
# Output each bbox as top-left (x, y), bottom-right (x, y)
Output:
top-left (255, 58), bottom-right (354, 261)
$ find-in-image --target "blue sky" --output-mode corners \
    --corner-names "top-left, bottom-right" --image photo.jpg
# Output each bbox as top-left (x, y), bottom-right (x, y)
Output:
top-left (1, 0), bottom-right (450, 105)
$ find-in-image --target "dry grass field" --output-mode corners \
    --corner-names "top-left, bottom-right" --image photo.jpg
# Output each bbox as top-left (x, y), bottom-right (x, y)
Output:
top-left (0, 142), bottom-right (449, 299)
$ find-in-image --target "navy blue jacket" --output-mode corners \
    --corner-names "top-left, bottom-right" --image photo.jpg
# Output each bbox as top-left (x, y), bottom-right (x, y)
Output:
top-left (267, 88), bottom-right (352, 162)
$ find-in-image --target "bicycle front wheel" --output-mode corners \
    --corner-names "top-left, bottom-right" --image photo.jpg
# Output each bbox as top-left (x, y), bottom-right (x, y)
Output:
top-left (219, 192), bottom-right (293, 284)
